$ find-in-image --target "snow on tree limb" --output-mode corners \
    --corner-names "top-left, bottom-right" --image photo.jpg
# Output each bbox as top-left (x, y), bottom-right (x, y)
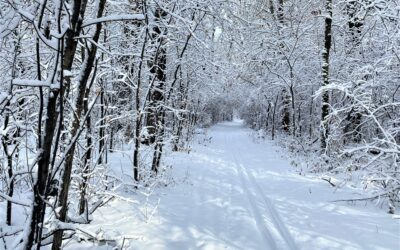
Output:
top-left (82, 14), bottom-right (145, 27)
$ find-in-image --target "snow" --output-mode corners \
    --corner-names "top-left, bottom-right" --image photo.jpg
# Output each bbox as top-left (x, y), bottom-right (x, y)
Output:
top-left (82, 14), bottom-right (145, 27)
top-left (12, 79), bottom-right (51, 87)
top-left (60, 120), bottom-right (399, 250)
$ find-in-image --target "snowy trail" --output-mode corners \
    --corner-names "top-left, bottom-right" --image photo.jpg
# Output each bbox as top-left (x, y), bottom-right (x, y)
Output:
top-left (235, 157), bottom-right (297, 250)
top-left (71, 120), bottom-right (399, 250)
top-left (230, 138), bottom-right (296, 250)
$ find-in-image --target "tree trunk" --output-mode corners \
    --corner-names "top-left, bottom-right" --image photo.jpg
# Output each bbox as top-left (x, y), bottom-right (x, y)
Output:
top-left (309, 88), bottom-right (314, 138)
top-left (265, 102), bottom-right (271, 130)
top-left (289, 83), bottom-right (296, 136)
top-left (281, 88), bottom-right (290, 133)
top-left (321, 0), bottom-right (333, 150)
top-left (79, 67), bottom-right (97, 216)
top-left (143, 7), bottom-right (167, 146)
top-left (277, 0), bottom-right (284, 24)
top-left (52, 1), bottom-right (106, 248)
top-left (98, 88), bottom-right (105, 164)
top-left (133, 2), bottom-right (150, 183)
top-left (272, 94), bottom-right (279, 140)
top-left (347, 1), bottom-right (363, 46)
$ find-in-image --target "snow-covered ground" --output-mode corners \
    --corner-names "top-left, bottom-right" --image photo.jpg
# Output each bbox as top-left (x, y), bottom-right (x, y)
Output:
top-left (65, 120), bottom-right (399, 250)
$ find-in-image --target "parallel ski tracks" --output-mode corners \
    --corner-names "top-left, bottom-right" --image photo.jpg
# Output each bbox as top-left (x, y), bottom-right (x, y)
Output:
top-left (229, 135), bottom-right (298, 250)
top-left (244, 165), bottom-right (298, 250)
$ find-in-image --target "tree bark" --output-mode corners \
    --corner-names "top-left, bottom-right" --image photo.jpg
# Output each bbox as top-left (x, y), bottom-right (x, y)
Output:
top-left (143, 7), bottom-right (167, 146)
top-left (133, 2), bottom-right (150, 182)
top-left (321, 0), bottom-right (333, 150)
top-left (281, 88), bottom-right (290, 133)
top-left (272, 94), bottom-right (279, 140)
top-left (52, 1), bottom-right (106, 249)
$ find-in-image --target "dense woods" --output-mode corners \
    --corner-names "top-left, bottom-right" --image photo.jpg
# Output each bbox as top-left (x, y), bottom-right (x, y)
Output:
top-left (0, 0), bottom-right (398, 249)
top-left (234, 0), bottom-right (400, 215)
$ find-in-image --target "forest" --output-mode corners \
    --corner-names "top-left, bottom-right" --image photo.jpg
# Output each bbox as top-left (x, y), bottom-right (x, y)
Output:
top-left (0, 0), bottom-right (399, 249)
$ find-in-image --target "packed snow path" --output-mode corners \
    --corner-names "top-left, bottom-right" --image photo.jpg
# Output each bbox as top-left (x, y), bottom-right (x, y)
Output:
top-left (73, 121), bottom-right (399, 250)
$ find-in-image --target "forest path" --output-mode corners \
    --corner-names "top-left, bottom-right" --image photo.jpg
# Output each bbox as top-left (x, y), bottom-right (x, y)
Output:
top-left (72, 120), bottom-right (399, 250)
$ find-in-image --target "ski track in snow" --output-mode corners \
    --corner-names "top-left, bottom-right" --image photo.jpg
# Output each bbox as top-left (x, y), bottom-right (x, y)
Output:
top-left (228, 125), bottom-right (297, 250)
top-left (245, 167), bottom-right (298, 250)
top-left (228, 132), bottom-right (297, 250)
top-left (233, 148), bottom-right (277, 249)
top-left (63, 120), bottom-right (400, 250)
top-left (235, 156), bottom-right (297, 250)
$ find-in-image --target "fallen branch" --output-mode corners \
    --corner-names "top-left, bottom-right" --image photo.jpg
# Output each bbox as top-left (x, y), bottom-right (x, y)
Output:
top-left (0, 193), bottom-right (30, 207)
top-left (321, 177), bottom-right (336, 187)
top-left (331, 193), bottom-right (389, 203)
top-left (0, 227), bottom-right (23, 239)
